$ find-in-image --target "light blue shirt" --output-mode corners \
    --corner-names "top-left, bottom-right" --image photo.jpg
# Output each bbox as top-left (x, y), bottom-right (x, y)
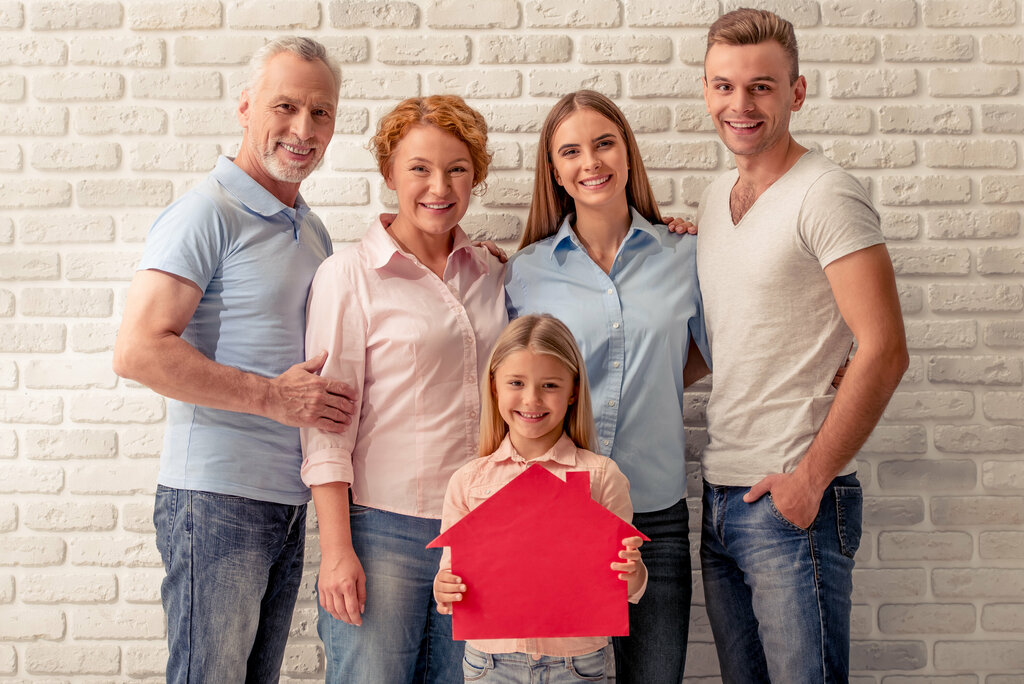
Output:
top-left (139, 156), bottom-right (333, 505)
top-left (505, 209), bottom-right (709, 512)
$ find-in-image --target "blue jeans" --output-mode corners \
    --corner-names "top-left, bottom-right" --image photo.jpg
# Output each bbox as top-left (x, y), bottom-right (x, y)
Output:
top-left (154, 485), bottom-right (306, 684)
top-left (700, 475), bottom-right (863, 683)
top-left (611, 498), bottom-right (690, 684)
top-left (318, 505), bottom-right (461, 684)
top-left (463, 644), bottom-right (606, 683)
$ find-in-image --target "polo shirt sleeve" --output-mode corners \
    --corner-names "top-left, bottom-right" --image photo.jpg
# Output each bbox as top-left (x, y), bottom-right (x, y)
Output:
top-left (138, 192), bottom-right (225, 292)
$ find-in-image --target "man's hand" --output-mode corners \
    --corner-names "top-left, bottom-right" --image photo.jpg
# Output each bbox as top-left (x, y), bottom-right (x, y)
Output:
top-left (662, 215), bottom-right (698, 235)
top-left (433, 569), bottom-right (466, 615)
top-left (265, 351), bottom-right (356, 432)
top-left (318, 547), bottom-right (367, 625)
top-left (743, 472), bottom-right (822, 530)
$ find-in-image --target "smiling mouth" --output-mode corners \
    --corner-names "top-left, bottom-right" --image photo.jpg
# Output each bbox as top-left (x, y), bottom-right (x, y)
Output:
top-left (727, 122), bottom-right (763, 130)
top-left (580, 175), bottom-right (611, 187)
top-left (279, 142), bottom-right (313, 156)
top-left (515, 410), bottom-right (548, 420)
top-left (421, 202), bottom-right (454, 210)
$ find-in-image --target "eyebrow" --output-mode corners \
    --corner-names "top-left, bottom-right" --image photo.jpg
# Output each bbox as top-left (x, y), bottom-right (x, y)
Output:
top-left (407, 156), bottom-right (471, 164)
top-left (556, 132), bottom-right (617, 154)
top-left (709, 75), bottom-right (779, 83)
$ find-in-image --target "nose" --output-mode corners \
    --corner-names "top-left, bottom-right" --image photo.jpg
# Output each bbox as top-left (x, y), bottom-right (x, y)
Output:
top-left (735, 90), bottom-right (755, 114)
top-left (429, 170), bottom-right (450, 196)
top-left (292, 110), bottom-right (315, 141)
top-left (581, 148), bottom-right (601, 171)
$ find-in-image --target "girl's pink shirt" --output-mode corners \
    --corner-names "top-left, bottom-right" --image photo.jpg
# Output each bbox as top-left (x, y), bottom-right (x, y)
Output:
top-left (439, 433), bottom-right (646, 657)
top-left (300, 214), bottom-right (507, 518)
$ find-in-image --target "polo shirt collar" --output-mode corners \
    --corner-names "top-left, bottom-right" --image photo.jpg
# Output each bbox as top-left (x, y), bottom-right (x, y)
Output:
top-left (489, 433), bottom-right (580, 467)
top-left (211, 156), bottom-right (311, 224)
top-left (547, 206), bottom-right (658, 259)
top-left (365, 213), bottom-right (488, 273)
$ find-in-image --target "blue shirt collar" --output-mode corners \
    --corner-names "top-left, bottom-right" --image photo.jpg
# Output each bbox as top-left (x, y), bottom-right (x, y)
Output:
top-left (547, 207), bottom-right (660, 259)
top-left (211, 156), bottom-right (311, 225)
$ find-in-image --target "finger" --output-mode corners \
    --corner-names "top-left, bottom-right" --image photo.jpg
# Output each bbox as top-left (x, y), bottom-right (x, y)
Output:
top-left (313, 418), bottom-right (349, 434)
top-left (622, 536), bottom-right (643, 549)
top-left (322, 587), bottom-right (349, 623)
top-left (357, 573), bottom-right (367, 616)
top-left (743, 477), bottom-right (772, 503)
top-left (302, 350), bottom-right (328, 374)
top-left (324, 380), bottom-right (358, 401)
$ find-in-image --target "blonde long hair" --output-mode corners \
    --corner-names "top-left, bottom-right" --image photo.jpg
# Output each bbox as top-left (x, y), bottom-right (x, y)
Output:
top-left (519, 90), bottom-right (662, 250)
top-left (479, 315), bottom-right (596, 456)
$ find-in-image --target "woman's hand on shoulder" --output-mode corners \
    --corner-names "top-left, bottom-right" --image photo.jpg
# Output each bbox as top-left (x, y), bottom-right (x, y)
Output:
top-left (663, 216), bottom-right (698, 235)
top-left (433, 568), bottom-right (467, 615)
top-left (318, 547), bottom-right (366, 625)
top-left (473, 240), bottom-right (508, 263)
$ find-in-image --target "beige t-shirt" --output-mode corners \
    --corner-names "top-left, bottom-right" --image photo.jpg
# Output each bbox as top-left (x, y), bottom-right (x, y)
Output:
top-left (696, 151), bottom-right (885, 486)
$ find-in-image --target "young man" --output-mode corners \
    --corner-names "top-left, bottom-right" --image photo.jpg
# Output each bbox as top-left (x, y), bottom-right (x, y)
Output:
top-left (695, 9), bottom-right (908, 682)
top-left (113, 37), bottom-right (355, 683)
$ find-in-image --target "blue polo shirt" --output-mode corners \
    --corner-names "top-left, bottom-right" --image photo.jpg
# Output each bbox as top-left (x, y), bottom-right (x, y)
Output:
top-left (139, 156), bottom-right (333, 505)
top-left (505, 209), bottom-right (709, 512)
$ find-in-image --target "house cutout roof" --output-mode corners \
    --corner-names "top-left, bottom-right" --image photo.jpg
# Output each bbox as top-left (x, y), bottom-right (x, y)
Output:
top-left (428, 463), bottom-right (648, 640)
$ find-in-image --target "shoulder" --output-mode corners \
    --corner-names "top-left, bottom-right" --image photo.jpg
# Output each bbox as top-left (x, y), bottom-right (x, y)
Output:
top-left (507, 236), bottom-right (558, 274)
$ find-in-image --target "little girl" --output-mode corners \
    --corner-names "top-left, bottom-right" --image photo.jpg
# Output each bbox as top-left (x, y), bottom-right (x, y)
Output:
top-left (433, 314), bottom-right (646, 683)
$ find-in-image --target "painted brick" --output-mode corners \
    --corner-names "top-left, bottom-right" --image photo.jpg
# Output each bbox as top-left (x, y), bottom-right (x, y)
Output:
top-left (0, 73), bottom-right (25, 101)
top-left (0, 251), bottom-right (61, 279)
top-left (980, 531), bottom-right (1024, 560)
top-left (802, 34), bottom-right (877, 62)
top-left (132, 72), bottom-right (222, 100)
top-left (639, 141), bottom-right (718, 170)
top-left (882, 34), bottom-right (974, 62)
top-left (0, 429), bottom-right (16, 459)
top-left (2, 536), bottom-right (66, 566)
top-left (792, 105), bottom-right (872, 135)
top-left (851, 639), bottom-right (928, 670)
top-left (0, 323), bottom-right (66, 353)
top-left (897, 282), bottom-right (924, 314)
top-left (929, 286), bottom-right (1024, 314)
top-left (427, 0), bottom-right (518, 28)
top-left (982, 604), bottom-right (1024, 632)
top-left (0, 395), bottom-right (63, 425)
top-left (475, 104), bottom-right (548, 133)
top-left (880, 175), bottom-right (971, 206)
top-left (127, 0), bottom-right (221, 29)
top-left (70, 321), bottom-right (118, 353)
top-left (299, 178), bottom-right (370, 206)
top-left (879, 105), bottom-right (972, 134)
top-left (33, 71), bottom-right (124, 101)
top-left (0, 360), bottom-right (15, 388)
top-left (861, 425), bottom-right (928, 454)
top-left (22, 573), bottom-right (118, 604)
top-left (171, 105), bottom-right (238, 136)
top-left (0, 107), bottom-right (69, 138)
top-left (24, 644), bottom-right (119, 674)
top-left (927, 209), bottom-right (1020, 239)
top-left (624, 0), bottom-right (717, 26)
top-left (853, 568), bottom-right (927, 601)
top-left (226, 0), bottom-right (319, 29)
top-left (628, 68), bottom-right (703, 98)
top-left (934, 640), bottom-right (1024, 670)
top-left (76, 105), bottom-right (167, 135)
top-left (77, 180), bottom-right (173, 208)
top-left (62, 251), bottom-right (141, 281)
top-left (823, 140), bottom-right (916, 169)
top-left (119, 426), bottom-right (165, 458)
top-left (0, 501), bottom-right (16, 530)
top-left (459, 212), bottom-right (522, 242)
top-left (327, 0), bottom-right (419, 28)
top-left (68, 461), bottom-right (156, 495)
top-left (25, 359), bottom-right (117, 390)
top-left (923, 0), bottom-right (1017, 27)
top-left (983, 392), bottom-right (1024, 422)
top-left (72, 606), bottom-right (166, 639)
top-left (672, 105), bottom-right (712, 134)
top-left (0, 180), bottom-right (72, 209)
top-left (21, 215), bottom-right (115, 243)
top-left (487, 142), bottom-right (522, 170)
top-left (929, 354), bottom-right (1023, 386)
top-left (827, 68), bottom-right (917, 98)
top-left (0, 609), bottom-right (65, 640)
top-left (978, 247), bottom-right (1024, 275)
top-left (924, 140), bottom-right (1017, 169)
top-left (935, 425), bottom-right (1024, 454)
top-left (982, 175), bottom-right (1024, 204)
top-left (891, 247), bottom-right (970, 276)
top-left (29, 1), bottom-right (121, 29)
top-left (884, 391), bottom-right (975, 420)
top-left (524, 0), bottom-right (621, 28)
top-left (0, 1), bottom-right (23, 28)
top-left (580, 35), bottom-right (673, 64)
top-left (877, 459), bottom-right (977, 491)
top-left (125, 642), bottom-right (168, 676)
top-left (821, 0), bottom-right (916, 27)
top-left (982, 104), bottom-right (1024, 134)
top-left (70, 35), bottom-right (164, 67)
top-left (25, 428), bottom-right (117, 460)
top-left (340, 70), bottom-right (419, 99)
top-left (481, 178), bottom-right (534, 208)
top-left (69, 535), bottom-right (161, 567)
top-left (982, 34), bottom-right (1024, 64)
top-left (878, 603), bottom-right (977, 634)
top-left (174, 35), bottom-right (267, 65)
top-left (69, 392), bottom-right (165, 424)
top-left (929, 68), bottom-right (1019, 97)
top-left (680, 176), bottom-right (714, 207)
top-left (878, 531), bottom-right (975, 561)
top-left (123, 503), bottom-right (157, 535)
top-left (876, 676), bottom-right (977, 684)
top-left (378, 35), bottom-right (470, 65)
top-left (21, 288), bottom-right (114, 319)
top-left (0, 36), bottom-right (67, 65)
top-left (982, 460), bottom-right (1024, 495)
top-left (334, 106), bottom-right (370, 134)
top-left (478, 35), bottom-right (571, 63)
top-left (130, 141), bottom-right (221, 172)
top-left (426, 69), bottom-right (521, 98)
top-left (0, 288), bottom-right (12, 316)
top-left (0, 573), bottom-right (12, 600)
top-left (282, 643), bottom-right (323, 676)
top-left (26, 502), bottom-right (117, 531)
top-left (529, 68), bottom-right (620, 98)
top-left (318, 36), bottom-right (370, 64)
top-left (931, 497), bottom-right (1024, 526)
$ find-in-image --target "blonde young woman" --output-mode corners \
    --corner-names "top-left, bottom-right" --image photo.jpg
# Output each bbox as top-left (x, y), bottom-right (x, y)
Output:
top-left (505, 90), bottom-right (711, 684)
top-left (301, 95), bottom-right (507, 683)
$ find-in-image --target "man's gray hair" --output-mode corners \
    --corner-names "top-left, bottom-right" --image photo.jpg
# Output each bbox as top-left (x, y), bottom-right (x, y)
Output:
top-left (246, 36), bottom-right (341, 95)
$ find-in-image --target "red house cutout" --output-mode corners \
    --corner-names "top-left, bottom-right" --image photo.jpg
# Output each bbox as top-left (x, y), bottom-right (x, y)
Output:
top-left (427, 463), bottom-right (648, 640)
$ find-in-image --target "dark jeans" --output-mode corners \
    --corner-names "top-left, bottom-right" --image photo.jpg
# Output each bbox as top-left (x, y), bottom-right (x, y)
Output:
top-left (154, 485), bottom-right (307, 684)
top-left (612, 498), bottom-right (691, 684)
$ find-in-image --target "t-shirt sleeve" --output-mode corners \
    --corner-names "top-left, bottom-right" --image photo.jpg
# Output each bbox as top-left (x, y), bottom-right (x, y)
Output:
top-left (137, 192), bottom-right (224, 291)
top-left (798, 170), bottom-right (884, 269)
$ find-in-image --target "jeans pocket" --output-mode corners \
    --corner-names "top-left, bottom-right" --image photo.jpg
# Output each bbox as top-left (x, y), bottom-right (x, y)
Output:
top-left (833, 485), bottom-right (863, 559)
top-left (765, 493), bottom-right (809, 532)
top-left (462, 648), bottom-right (492, 681)
top-left (568, 649), bottom-right (606, 681)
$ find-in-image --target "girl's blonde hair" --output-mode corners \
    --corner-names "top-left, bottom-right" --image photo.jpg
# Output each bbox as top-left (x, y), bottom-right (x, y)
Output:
top-left (519, 90), bottom-right (662, 250)
top-left (480, 315), bottom-right (596, 456)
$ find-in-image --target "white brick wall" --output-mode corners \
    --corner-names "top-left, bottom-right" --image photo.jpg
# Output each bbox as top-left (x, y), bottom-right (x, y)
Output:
top-left (0, 0), bottom-right (1020, 680)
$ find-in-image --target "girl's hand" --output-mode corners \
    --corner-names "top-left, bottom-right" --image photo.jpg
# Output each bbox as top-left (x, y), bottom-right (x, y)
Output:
top-left (611, 536), bottom-right (647, 596)
top-left (318, 547), bottom-right (366, 626)
top-left (662, 216), bottom-right (698, 235)
top-left (433, 568), bottom-right (467, 615)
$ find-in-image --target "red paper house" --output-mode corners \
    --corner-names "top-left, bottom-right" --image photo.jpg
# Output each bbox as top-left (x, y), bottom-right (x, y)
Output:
top-left (427, 464), bottom-right (648, 640)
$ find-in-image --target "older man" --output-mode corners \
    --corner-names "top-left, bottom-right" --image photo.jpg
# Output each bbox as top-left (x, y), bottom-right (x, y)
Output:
top-left (695, 9), bottom-right (908, 682)
top-left (114, 37), bottom-right (354, 682)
